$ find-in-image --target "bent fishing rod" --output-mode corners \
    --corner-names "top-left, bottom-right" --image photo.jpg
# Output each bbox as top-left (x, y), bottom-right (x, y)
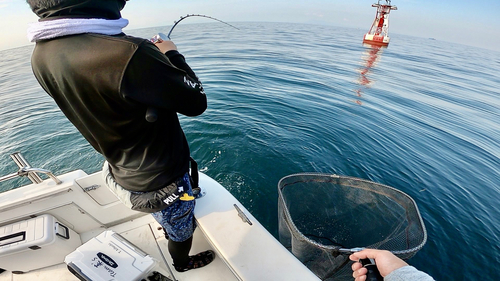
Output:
top-left (168, 14), bottom-right (239, 39)
top-left (150, 14), bottom-right (239, 44)
top-left (146, 14), bottom-right (239, 122)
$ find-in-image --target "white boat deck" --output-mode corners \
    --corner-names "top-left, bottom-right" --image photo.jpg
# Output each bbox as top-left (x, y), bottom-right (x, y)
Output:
top-left (0, 170), bottom-right (320, 281)
top-left (0, 215), bottom-right (237, 281)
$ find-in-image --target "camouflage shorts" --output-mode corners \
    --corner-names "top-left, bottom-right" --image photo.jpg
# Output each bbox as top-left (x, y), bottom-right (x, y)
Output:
top-left (151, 173), bottom-right (196, 242)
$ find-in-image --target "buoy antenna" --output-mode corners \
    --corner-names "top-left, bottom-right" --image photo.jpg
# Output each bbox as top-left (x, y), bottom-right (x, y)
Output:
top-left (167, 14), bottom-right (239, 39)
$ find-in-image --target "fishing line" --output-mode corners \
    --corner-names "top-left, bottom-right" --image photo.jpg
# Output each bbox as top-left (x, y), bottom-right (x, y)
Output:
top-left (167, 14), bottom-right (239, 39)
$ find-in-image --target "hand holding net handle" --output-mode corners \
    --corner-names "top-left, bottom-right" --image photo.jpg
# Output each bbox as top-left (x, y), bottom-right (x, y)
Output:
top-left (360, 258), bottom-right (383, 281)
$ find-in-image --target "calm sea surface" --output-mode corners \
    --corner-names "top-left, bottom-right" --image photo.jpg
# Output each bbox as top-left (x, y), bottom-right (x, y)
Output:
top-left (1, 22), bottom-right (499, 279)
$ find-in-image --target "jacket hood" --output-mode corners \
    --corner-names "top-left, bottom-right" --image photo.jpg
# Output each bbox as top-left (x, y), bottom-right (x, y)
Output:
top-left (30, 0), bottom-right (126, 20)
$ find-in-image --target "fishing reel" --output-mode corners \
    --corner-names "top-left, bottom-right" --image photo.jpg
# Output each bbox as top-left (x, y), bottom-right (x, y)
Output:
top-left (150, 33), bottom-right (168, 44)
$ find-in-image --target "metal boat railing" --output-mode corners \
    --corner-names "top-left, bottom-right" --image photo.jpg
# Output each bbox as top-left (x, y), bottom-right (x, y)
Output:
top-left (0, 152), bottom-right (62, 185)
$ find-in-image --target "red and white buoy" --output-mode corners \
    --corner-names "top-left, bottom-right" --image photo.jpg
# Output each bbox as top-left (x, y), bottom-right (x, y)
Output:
top-left (363, 0), bottom-right (397, 46)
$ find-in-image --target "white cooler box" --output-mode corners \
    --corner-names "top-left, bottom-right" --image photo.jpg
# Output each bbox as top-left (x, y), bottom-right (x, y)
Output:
top-left (0, 214), bottom-right (82, 273)
top-left (65, 230), bottom-right (158, 281)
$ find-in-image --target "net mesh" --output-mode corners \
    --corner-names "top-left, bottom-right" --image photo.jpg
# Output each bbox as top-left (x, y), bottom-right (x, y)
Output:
top-left (278, 173), bottom-right (427, 280)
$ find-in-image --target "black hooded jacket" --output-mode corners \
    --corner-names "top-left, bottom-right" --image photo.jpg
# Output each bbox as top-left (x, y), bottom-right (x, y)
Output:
top-left (29, 0), bottom-right (125, 20)
top-left (30, 0), bottom-right (207, 192)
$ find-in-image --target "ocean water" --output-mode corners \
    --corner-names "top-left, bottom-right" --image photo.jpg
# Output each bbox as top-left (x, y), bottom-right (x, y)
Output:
top-left (1, 22), bottom-right (499, 279)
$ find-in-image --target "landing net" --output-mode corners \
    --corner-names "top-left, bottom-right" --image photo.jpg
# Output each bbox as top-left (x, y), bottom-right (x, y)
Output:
top-left (278, 173), bottom-right (427, 280)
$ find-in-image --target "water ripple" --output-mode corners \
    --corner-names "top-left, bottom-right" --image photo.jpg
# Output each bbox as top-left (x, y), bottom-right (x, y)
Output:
top-left (1, 23), bottom-right (499, 279)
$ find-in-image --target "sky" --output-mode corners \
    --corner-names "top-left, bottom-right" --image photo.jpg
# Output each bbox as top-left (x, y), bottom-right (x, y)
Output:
top-left (0, 0), bottom-right (499, 52)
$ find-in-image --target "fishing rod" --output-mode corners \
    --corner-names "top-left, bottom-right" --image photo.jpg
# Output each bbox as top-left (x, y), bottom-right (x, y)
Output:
top-left (167, 14), bottom-right (239, 39)
top-left (150, 14), bottom-right (239, 44)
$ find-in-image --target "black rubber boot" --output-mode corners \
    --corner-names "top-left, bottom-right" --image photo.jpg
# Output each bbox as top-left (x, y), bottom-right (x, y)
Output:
top-left (168, 236), bottom-right (192, 267)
